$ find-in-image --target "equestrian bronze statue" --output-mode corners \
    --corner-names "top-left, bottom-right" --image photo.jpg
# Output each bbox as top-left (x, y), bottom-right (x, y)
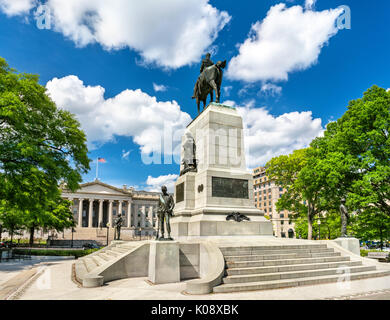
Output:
top-left (192, 57), bottom-right (227, 114)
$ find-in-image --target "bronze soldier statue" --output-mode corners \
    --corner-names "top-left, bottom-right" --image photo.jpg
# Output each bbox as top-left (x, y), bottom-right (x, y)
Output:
top-left (114, 213), bottom-right (124, 240)
top-left (155, 186), bottom-right (175, 240)
top-left (192, 53), bottom-right (214, 99)
top-left (340, 198), bottom-right (350, 237)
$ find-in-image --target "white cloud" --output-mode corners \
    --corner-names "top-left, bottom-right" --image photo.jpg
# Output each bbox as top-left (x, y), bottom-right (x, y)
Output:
top-left (260, 83), bottom-right (282, 96)
top-left (46, 75), bottom-right (191, 154)
top-left (38, 0), bottom-right (230, 69)
top-left (305, 0), bottom-right (317, 10)
top-left (153, 83), bottom-right (168, 92)
top-left (234, 102), bottom-right (324, 167)
top-left (145, 174), bottom-right (178, 193)
top-left (0, 0), bottom-right (36, 16)
top-left (226, 3), bottom-right (342, 83)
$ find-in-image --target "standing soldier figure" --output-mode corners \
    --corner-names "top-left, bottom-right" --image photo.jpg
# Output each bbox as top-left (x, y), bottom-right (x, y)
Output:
top-left (155, 186), bottom-right (175, 240)
top-left (114, 213), bottom-right (124, 240)
top-left (340, 198), bottom-right (350, 237)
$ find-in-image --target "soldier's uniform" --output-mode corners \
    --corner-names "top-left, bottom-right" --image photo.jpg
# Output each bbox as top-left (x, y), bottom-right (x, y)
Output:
top-left (200, 57), bottom-right (214, 73)
top-left (192, 55), bottom-right (214, 99)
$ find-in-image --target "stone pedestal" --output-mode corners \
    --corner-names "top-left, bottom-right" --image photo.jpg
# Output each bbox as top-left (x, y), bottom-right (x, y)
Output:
top-left (148, 241), bottom-right (180, 284)
top-left (171, 103), bottom-right (273, 239)
top-left (333, 237), bottom-right (360, 256)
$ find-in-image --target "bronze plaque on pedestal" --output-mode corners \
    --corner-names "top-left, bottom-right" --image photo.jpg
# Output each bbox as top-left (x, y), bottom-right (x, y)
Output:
top-left (176, 182), bottom-right (185, 203)
top-left (212, 177), bottom-right (249, 199)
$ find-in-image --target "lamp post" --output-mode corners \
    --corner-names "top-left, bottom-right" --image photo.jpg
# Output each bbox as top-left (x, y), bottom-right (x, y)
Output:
top-left (71, 227), bottom-right (75, 248)
top-left (317, 219), bottom-right (321, 240)
top-left (106, 223), bottom-right (110, 246)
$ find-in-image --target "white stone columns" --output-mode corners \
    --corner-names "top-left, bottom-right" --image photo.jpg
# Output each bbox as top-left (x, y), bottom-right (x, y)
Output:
top-left (108, 200), bottom-right (113, 227)
top-left (88, 199), bottom-right (93, 228)
top-left (142, 206), bottom-right (146, 228)
top-left (133, 204), bottom-right (138, 227)
top-left (78, 199), bottom-right (84, 227)
top-left (127, 201), bottom-right (132, 227)
top-left (118, 201), bottom-right (123, 216)
top-left (98, 199), bottom-right (104, 227)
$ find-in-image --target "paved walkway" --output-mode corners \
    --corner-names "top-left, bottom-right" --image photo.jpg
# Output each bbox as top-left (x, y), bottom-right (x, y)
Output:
top-left (14, 259), bottom-right (390, 300)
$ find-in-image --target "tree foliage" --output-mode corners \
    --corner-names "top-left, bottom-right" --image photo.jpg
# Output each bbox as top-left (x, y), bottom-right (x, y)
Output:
top-left (267, 85), bottom-right (390, 241)
top-left (0, 57), bottom-right (90, 243)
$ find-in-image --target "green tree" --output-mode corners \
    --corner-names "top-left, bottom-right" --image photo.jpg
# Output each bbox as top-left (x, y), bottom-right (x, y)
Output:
top-left (318, 86), bottom-right (390, 215)
top-left (266, 148), bottom-right (329, 240)
top-left (0, 201), bottom-right (24, 246)
top-left (0, 57), bottom-right (90, 244)
top-left (352, 209), bottom-right (390, 249)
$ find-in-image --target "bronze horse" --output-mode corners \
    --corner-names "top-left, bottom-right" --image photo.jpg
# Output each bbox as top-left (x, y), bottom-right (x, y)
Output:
top-left (192, 60), bottom-right (226, 114)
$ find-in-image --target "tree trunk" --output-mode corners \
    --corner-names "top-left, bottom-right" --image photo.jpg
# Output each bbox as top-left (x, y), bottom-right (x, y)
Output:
top-left (307, 205), bottom-right (313, 240)
top-left (29, 226), bottom-right (35, 247)
top-left (10, 230), bottom-right (13, 248)
top-left (0, 224), bottom-right (2, 241)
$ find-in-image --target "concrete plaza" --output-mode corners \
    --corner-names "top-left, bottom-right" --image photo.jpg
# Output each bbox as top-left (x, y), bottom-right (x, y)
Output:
top-left (2, 258), bottom-right (390, 300)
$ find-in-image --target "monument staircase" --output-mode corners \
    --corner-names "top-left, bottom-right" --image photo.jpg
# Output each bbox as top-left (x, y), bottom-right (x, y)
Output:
top-left (213, 243), bottom-right (390, 293)
top-left (74, 240), bottom-right (149, 287)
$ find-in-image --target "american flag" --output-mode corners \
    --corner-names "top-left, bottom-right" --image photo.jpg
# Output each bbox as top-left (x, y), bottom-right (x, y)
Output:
top-left (98, 157), bottom-right (106, 163)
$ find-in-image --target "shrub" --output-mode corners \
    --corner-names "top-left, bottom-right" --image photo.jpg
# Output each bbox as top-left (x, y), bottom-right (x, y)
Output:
top-left (13, 248), bottom-right (98, 258)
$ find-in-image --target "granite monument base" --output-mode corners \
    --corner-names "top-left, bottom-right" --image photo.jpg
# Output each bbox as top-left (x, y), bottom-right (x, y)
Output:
top-left (148, 241), bottom-right (180, 284)
top-left (333, 237), bottom-right (360, 256)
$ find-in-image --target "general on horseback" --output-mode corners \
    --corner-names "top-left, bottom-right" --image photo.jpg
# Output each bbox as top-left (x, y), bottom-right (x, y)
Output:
top-left (192, 53), bottom-right (227, 114)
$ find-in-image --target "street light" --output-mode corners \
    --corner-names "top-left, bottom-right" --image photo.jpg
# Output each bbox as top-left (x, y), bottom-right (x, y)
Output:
top-left (317, 219), bottom-right (321, 240)
top-left (71, 227), bottom-right (75, 248)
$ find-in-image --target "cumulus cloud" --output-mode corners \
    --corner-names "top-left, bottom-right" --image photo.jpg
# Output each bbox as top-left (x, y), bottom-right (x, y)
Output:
top-left (153, 83), bottom-right (168, 93)
top-left (226, 3), bottom-right (342, 83)
top-left (145, 174), bottom-right (179, 193)
top-left (46, 75), bottom-right (191, 154)
top-left (33, 0), bottom-right (230, 69)
top-left (0, 0), bottom-right (36, 16)
top-left (232, 102), bottom-right (324, 167)
top-left (260, 83), bottom-right (282, 96)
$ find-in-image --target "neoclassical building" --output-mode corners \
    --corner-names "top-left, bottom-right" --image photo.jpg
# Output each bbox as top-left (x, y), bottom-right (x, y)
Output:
top-left (61, 180), bottom-right (160, 240)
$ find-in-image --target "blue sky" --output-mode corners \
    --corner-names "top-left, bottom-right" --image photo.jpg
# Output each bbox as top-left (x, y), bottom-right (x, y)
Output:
top-left (1, 0), bottom-right (389, 191)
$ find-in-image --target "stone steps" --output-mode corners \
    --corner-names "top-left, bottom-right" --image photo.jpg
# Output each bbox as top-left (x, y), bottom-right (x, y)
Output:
top-left (223, 265), bottom-right (376, 284)
top-left (213, 243), bottom-right (390, 294)
top-left (104, 250), bottom-right (120, 257)
top-left (91, 255), bottom-right (106, 267)
top-left (226, 255), bottom-right (351, 268)
top-left (98, 252), bottom-right (112, 261)
top-left (223, 248), bottom-right (335, 256)
top-left (213, 269), bottom-right (390, 293)
top-left (226, 260), bottom-right (362, 276)
top-left (220, 244), bottom-right (328, 252)
top-left (112, 247), bottom-right (129, 254)
top-left (83, 257), bottom-right (99, 272)
top-left (225, 251), bottom-right (341, 262)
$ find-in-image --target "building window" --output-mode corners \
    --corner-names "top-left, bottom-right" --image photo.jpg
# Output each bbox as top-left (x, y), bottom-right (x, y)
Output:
top-left (281, 220), bottom-right (284, 225)
top-left (280, 213), bottom-right (285, 218)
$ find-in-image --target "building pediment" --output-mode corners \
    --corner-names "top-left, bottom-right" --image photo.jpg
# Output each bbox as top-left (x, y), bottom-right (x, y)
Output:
top-left (78, 181), bottom-right (129, 195)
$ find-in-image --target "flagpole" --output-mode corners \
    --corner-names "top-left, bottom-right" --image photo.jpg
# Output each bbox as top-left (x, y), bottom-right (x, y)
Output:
top-left (96, 157), bottom-right (98, 180)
